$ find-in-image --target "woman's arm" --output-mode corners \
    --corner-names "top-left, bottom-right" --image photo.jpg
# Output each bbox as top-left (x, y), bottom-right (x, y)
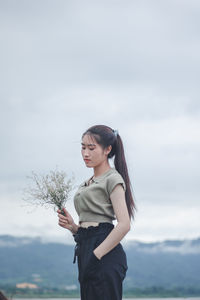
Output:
top-left (93, 184), bottom-right (130, 260)
top-left (57, 208), bottom-right (80, 234)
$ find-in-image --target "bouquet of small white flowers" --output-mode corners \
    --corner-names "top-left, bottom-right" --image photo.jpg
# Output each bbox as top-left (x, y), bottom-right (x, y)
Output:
top-left (23, 169), bottom-right (75, 215)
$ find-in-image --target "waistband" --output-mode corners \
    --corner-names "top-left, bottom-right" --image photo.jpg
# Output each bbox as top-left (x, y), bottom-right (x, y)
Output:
top-left (76, 222), bottom-right (114, 238)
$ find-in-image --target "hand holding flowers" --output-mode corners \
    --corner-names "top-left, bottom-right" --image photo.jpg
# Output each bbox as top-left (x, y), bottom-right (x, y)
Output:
top-left (57, 207), bottom-right (79, 234)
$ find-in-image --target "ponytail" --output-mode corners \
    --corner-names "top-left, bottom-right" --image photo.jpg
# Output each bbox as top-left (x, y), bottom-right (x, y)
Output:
top-left (82, 125), bottom-right (137, 220)
top-left (114, 133), bottom-right (136, 220)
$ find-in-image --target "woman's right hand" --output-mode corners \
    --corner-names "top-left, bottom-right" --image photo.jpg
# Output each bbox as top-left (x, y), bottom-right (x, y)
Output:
top-left (57, 208), bottom-right (76, 233)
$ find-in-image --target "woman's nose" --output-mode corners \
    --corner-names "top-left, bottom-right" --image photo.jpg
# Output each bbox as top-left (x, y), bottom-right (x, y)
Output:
top-left (82, 149), bottom-right (89, 157)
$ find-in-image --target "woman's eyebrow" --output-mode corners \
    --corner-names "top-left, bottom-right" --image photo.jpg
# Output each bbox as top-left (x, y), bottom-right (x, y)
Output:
top-left (81, 143), bottom-right (96, 146)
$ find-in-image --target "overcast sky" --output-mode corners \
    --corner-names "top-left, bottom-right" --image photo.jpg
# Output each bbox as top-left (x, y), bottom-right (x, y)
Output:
top-left (0, 0), bottom-right (200, 244)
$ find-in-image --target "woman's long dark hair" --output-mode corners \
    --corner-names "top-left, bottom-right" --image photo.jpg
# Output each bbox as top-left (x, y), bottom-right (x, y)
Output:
top-left (82, 125), bottom-right (136, 220)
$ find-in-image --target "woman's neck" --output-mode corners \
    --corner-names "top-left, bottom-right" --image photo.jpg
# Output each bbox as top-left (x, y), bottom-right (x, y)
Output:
top-left (93, 162), bottom-right (111, 178)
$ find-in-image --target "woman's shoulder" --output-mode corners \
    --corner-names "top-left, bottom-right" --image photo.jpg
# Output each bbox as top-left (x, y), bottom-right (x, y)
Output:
top-left (106, 167), bottom-right (124, 179)
top-left (105, 168), bottom-right (126, 193)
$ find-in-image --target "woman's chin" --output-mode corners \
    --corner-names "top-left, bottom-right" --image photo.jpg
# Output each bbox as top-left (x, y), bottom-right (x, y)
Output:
top-left (84, 162), bottom-right (93, 168)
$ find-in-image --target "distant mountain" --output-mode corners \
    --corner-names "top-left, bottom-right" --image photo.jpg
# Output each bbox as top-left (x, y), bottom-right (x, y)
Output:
top-left (0, 235), bottom-right (199, 289)
top-left (123, 237), bottom-right (200, 289)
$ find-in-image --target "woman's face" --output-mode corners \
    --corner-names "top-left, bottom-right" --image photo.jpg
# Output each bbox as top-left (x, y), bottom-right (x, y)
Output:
top-left (81, 134), bottom-right (111, 168)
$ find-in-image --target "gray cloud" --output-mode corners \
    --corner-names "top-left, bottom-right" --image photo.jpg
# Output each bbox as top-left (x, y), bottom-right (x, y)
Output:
top-left (1, 1), bottom-right (200, 89)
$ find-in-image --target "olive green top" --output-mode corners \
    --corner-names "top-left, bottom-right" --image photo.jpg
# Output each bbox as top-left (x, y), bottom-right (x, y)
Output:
top-left (74, 168), bottom-right (126, 224)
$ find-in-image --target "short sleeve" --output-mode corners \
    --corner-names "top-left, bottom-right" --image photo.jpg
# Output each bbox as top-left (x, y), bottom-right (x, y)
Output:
top-left (107, 173), bottom-right (126, 196)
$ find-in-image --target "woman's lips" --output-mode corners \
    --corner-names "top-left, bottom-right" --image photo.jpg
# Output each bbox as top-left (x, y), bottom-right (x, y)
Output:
top-left (84, 159), bottom-right (91, 163)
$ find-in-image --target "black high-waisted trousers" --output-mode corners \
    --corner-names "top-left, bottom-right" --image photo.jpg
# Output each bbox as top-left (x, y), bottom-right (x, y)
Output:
top-left (73, 222), bottom-right (128, 300)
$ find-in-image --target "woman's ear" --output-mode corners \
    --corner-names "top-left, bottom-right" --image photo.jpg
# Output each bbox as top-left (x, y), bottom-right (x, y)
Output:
top-left (105, 145), bottom-right (112, 156)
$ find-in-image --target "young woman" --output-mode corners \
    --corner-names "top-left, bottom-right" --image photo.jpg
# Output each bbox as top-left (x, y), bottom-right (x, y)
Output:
top-left (57, 125), bottom-right (136, 300)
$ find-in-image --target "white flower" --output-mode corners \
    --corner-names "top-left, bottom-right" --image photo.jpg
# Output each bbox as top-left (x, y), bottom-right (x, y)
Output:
top-left (23, 169), bottom-right (75, 214)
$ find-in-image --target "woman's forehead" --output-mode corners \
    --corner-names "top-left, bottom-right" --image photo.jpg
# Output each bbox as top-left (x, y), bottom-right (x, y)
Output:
top-left (82, 134), bottom-right (97, 145)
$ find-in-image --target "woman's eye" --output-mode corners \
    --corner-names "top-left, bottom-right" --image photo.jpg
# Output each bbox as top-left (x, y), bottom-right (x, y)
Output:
top-left (81, 147), bottom-right (94, 151)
